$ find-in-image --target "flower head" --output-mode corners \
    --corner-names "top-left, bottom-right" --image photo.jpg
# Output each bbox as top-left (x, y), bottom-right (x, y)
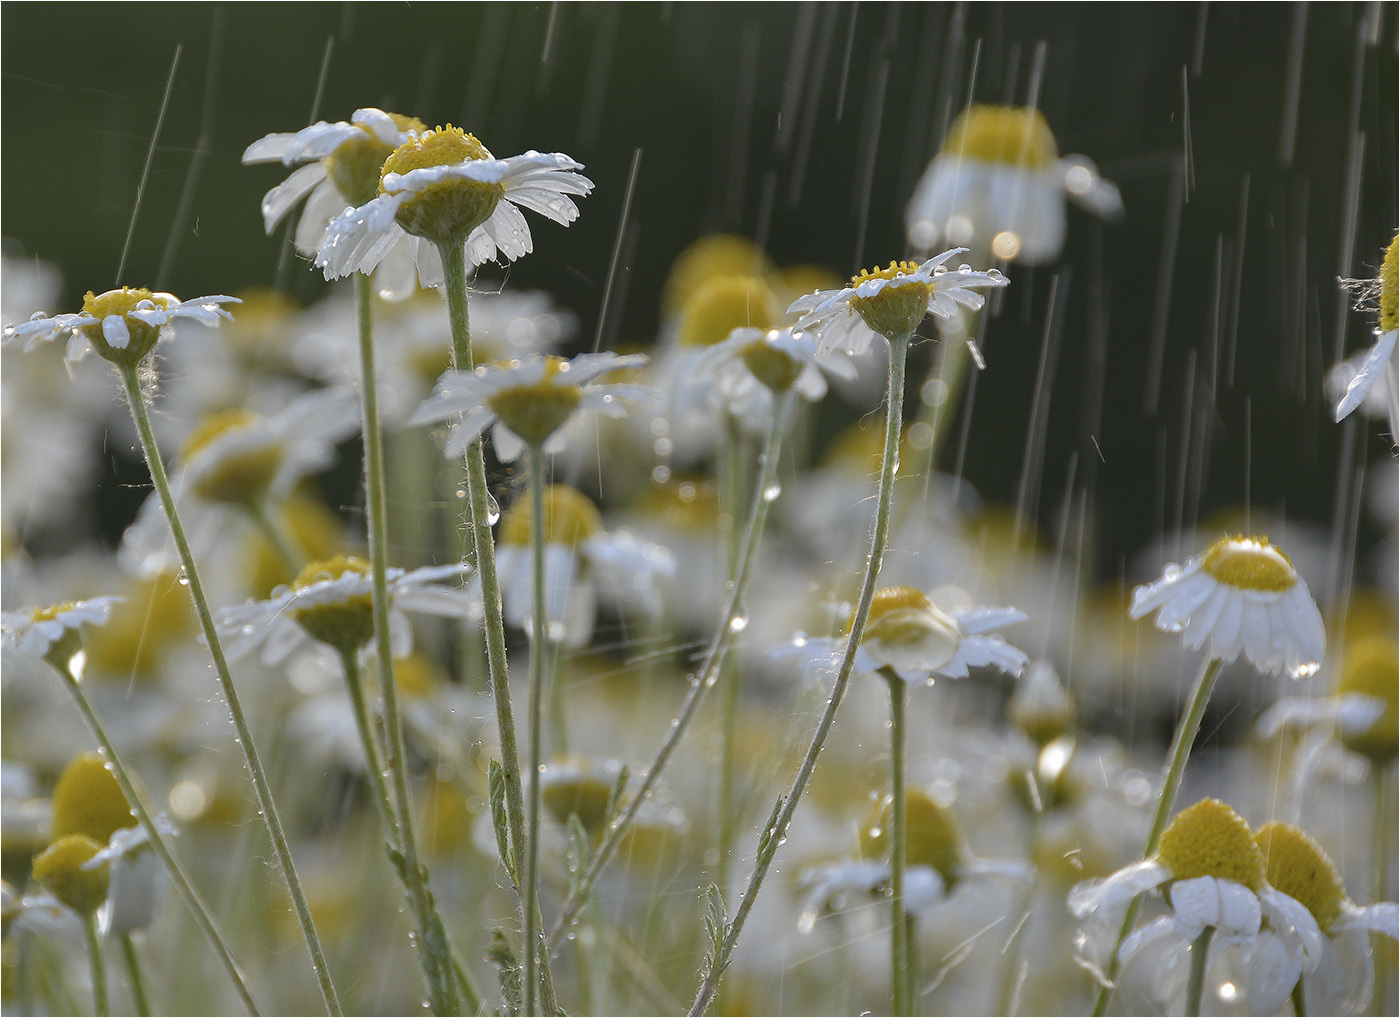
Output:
top-left (33, 834), bottom-right (109, 917)
top-left (3, 288), bottom-right (238, 368)
top-left (1334, 233), bottom-right (1398, 422)
top-left (851, 586), bottom-right (1028, 682)
top-left (1129, 534), bottom-right (1326, 678)
top-left (905, 104), bottom-right (1123, 264)
top-left (1, 596), bottom-right (122, 672)
top-left (50, 753), bottom-right (135, 846)
top-left (788, 250), bottom-right (1007, 354)
top-left (86, 815), bottom-right (177, 935)
top-left (690, 326), bottom-right (858, 432)
top-left (409, 352), bottom-right (657, 461)
top-left (315, 126), bottom-right (594, 288)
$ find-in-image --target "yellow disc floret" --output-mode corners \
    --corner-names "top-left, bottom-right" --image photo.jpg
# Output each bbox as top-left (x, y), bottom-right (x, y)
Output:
top-left (941, 105), bottom-right (1059, 170)
top-left (181, 409), bottom-right (283, 504)
top-left (1381, 234), bottom-right (1398, 333)
top-left (860, 790), bottom-right (967, 888)
top-left (380, 126), bottom-right (502, 242)
top-left (1158, 798), bottom-right (1265, 891)
top-left (33, 835), bottom-right (110, 916)
top-left (662, 235), bottom-right (776, 318)
top-left (848, 262), bottom-right (935, 342)
top-left (1255, 821), bottom-right (1348, 931)
top-left (50, 752), bottom-right (136, 845)
top-left (287, 556), bottom-right (374, 653)
top-left (85, 573), bottom-right (195, 680)
top-left (500, 484), bottom-right (603, 548)
top-left (328, 112), bottom-right (428, 207)
top-left (1200, 535), bottom-right (1297, 593)
top-left (1335, 636), bottom-right (1399, 760)
top-left (486, 357), bottom-right (583, 447)
top-left (677, 275), bottom-right (780, 347)
top-left (739, 331), bottom-right (803, 393)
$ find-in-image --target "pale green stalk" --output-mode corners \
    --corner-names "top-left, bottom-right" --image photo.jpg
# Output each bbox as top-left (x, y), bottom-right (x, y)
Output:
top-left (547, 389), bottom-right (799, 952)
top-left (689, 333), bottom-right (912, 1016)
top-left (336, 648), bottom-right (397, 841)
top-left (117, 363), bottom-right (341, 1016)
top-left (81, 912), bottom-right (109, 1017)
top-left (44, 657), bottom-right (258, 1014)
top-left (717, 414), bottom-right (746, 911)
top-left (880, 667), bottom-right (912, 1017)
top-left (119, 933), bottom-right (152, 1017)
top-left (354, 272), bottom-right (466, 1016)
top-left (523, 444), bottom-right (549, 1015)
top-left (1092, 655), bottom-right (1223, 1016)
top-left (1185, 926), bottom-right (1214, 1016)
top-left (1372, 762), bottom-right (1394, 1016)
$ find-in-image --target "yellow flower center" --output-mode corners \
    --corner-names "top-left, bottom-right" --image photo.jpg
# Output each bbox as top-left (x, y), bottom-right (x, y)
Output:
top-left (85, 573), bottom-right (196, 680)
top-left (940, 105), bottom-right (1059, 170)
top-left (50, 752), bottom-right (136, 845)
top-left (82, 286), bottom-right (168, 320)
top-left (393, 651), bottom-right (446, 700)
top-left (738, 332), bottom-right (803, 393)
top-left (848, 262), bottom-right (935, 341)
top-left (1200, 535), bottom-right (1297, 593)
top-left (540, 758), bottom-right (619, 836)
top-left (858, 586), bottom-right (959, 663)
top-left (661, 234), bottom-right (776, 318)
top-left (677, 275), bottom-right (779, 347)
top-left (1158, 798), bottom-right (1265, 891)
top-left (30, 601), bottom-right (79, 624)
top-left (486, 357), bottom-right (584, 446)
top-left (327, 112), bottom-right (428, 207)
top-left (1336, 636), bottom-right (1399, 759)
top-left (860, 789), bottom-right (966, 888)
top-left (635, 477), bottom-right (719, 532)
top-left (179, 409), bottom-right (284, 504)
top-left (80, 287), bottom-right (173, 365)
top-left (1381, 234), bottom-right (1398, 333)
top-left (500, 484), bottom-right (603, 548)
top-left (33, 835), bottom-right (110, 917)
top-left (1255, 821), bottom-right (1348, 931)
top-left (380, 126), bottom-right (503, 242)
top-left (288, 556), bottom-right (374, 653)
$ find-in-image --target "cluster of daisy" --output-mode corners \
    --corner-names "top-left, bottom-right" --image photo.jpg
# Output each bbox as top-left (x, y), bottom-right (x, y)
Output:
top-left (0, 97), bottom-right (1393, 1018)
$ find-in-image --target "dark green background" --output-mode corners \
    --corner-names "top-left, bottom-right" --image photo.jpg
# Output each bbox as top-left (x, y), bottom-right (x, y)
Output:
top-left (3, 3), bottom-right (1396, 578)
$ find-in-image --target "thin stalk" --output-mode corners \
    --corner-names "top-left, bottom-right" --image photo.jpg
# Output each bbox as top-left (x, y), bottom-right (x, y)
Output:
top-left (119, 934), bottom-right (152, 1017)
top-left (45, 659), bottom-right (259, 1014)
top-left (117, 362), bottom-right (341, 1016)
top-left (336, 648), bottom-right (398, 841)
top-left (81, 912), bottom-right (109, 1017)
top-left (436, 239), bottom-right (557, 1011)
top-left (1185, 925), bottom-right (1214, 1016)
top-left (689, 333), bottom-right (912, 1016)
top-left (354, 272), bottom-right (464, 1016)
top-left (523, 445), bottom-right (549, 1016)
top-left (548, 389), bottom-right (799, 952)
top-left (903, 914), bottom-right (919, 1012)
top-left (1372, 762), bottom-right (1393, 1017)
top-left (242, 498), bottom-right (303, 575)
top-left (1292, 978), bottom-right (1306, 1016)
top-left (1091, 655), bottom-right (1223, 1016)
top-left (881, 667), bottom-right (911, 1017)
top-left (717, 414), bottom-right (746, 914)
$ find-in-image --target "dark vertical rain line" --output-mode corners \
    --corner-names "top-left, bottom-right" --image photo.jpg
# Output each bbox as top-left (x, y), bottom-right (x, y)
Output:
top-left (1145, 155), bottom-right (1186, 414)
top-left (1243, 396), bottom-right (1252, 533)
top-left (1278, 4), bottom-right (1308, 167)
top-left (850, 52), bottom-right (890, 269)
top-left (754, 169), bottom-right (779, 252)
top-left (1041, 453), bottom-right (1079, 658)
top-left (1323, 419), bottom-right (1359, 607)
top-left (593, 148), bottom-right (643, 353)
top-left (159, 12), bottom-right (224, 283)
top-left (1191, 2), bottom-right (1209, 75)
top-left (276, 36), bottom-right (334, 290)
top-left (462, 6), bottom-right (510, 122)
top-left (787, 3), bottom-right (838, 205)
top-left (1013, 271), bottom-right (1069, 550)
top-left (1225, 174), bottom-right (1250, 386)
top-left (1181, 66), bottom-right (1195, 199)
top-left (775, 2), bottom-right (818, 155)
top-left (1153, 425), bottom-right (1168, 551)
top-left (1171, 349), bottom-right (1197, 559)
top-left (413, 44), bottom-right (445, 117)
top-left (116, 46), bottom-right (182, 286)
top-left (536, 1), bottom-right (562, 94)
top-left (834, 3), bottom-right (859, 121)
top-left (578, 3), bottom-right (619, 149)
top-left (724, 26), bottom-right (762, 227)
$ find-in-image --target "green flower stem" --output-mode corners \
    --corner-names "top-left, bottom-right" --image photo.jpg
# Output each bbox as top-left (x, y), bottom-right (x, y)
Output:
top-left (117, 362), bottom-right (341, 1017)
top-left (1372, 762), bottom-right (1394, 1017)
top-left (1292, 978), bottom-right (1307, 1017)
top-left (1185, 925), bottom-right (1214, 1016)
top-left (1092, 655), bottom-right (1224, 1017)
top-left (119, 933), bottom-right (152, 1017)
top-left (547, 389), bottom-right (800, 953)
top-left (81, 912), bottom-right (109, 1017)
top-left (717, 414), bottom-right (746, 913)
top-left (523, 444), bottom-right (550, 1016)
top-left (354, 272), bottom-right (465, 1016)
top-left (689, 332), bottom-right (912, 1016)
top-left (45, 658), bottom-right (259, 1014)
top-left (436, 239), bottom-right (557, 1012)
top-left (880, 667), bottom-right (911, 1017)
top-left (242, 497), bottom-right (304, 575)
top-left (336, 648), bottom-right (398, 841)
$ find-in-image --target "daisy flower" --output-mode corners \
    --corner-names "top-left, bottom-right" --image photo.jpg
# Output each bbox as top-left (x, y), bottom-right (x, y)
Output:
top-left (3, 288), bottom-right (238, 368)
top-left (409, 352), bottom-right (658, 461)
top-left (1069, 798), bottom-right (1322, 1015)
top-left (1255, 820), bottom-right (1398, 1015)
top-left (1129, 534), bottom-right (1326, 679)
top-left (86, 815), bottom-right (178, 936)
top-left (788, 250), bottom-right (1007, 356)
top-left (905, 104), bottom-right (1123, 264)
top-left (1, 597), bottom-right (122, 667)
top-left (1333, 234), bottom-right (1398, 423)
top-left (216, 556), bottom-right (475, 665)
top-left (1258, 635), bottom-right (1397, 762)
top-left (314, 125), bottom-right (594, 287)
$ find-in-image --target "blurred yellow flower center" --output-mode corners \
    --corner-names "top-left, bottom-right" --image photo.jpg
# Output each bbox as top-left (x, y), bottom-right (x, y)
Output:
top-left (328, 112), bottom-right (427, 207)
top-left (487, 357), bottom-right (583, 446)
top-left (381, 125), bottom-right (503, 242)
top-left (245, 496), bottom-right (343, 598)
top-left (859, 587), bottom-right (959, 660)
top-left (860, 790), bottom-right (966, 888)
top-left (1336, 636), bottom-right (1399, 759)
top-left (51, 752), bottom-right (136, 844)
top-left (677, 275), bottom-right (779, 347)
top-left (85, 573), bottom-right (195, 679)
top-left (30, 601), bottom-right (79, 623)
top-left (1255, 821), bottom-right (1348, 930)
top-left (941, 105), bottom-right (1059, 170)
top-left (1158, 798), bottom-right (1265, 891)
top-left (33, 834), bottom-right (110, 917)
top-left (739, 332), bottom-right (802, 393)
top-left (635, 477), bottom-right (719, 532)
top-left (288, 556), bottom-right (374, 652)
top-left (662, 234), bottom-right (776, 318)
top-left (848, 262), bottom-right (934, 341)
top-left (179, 408), bottom-right (284, 504)
top-left (292, 555), bottom-right (369, 589)
top-left (1381, 234), bottom-right (1398, 333)
top-left (500, 484), bottom-right (603, 548)
top-left (1200, 535), bottom-right (1296, 593)
top-left (541, 759), bottom-right (619, 835)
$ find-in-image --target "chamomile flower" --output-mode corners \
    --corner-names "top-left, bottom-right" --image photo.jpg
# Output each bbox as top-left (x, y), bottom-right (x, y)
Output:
top-left (1, 597), bottom-right (122, 668)
top-left (216, 556), bottom-right (475, 664)
top-left (1258, 635), bottom-right (1398, 763)
top-left (315, 125), bottom-right (593, 286)
top-left (1069, 798), bottom-right (1322, 1015)
top-left (409, 352), bottom-right (657, 461)
top-left (905, 104), bottom-right (1123, 264)
top-left (3, 288), bottom-right (239, 368)
top-left (788, 251), bottom-right (1007, 356)
top-left (1129, 534), bottom-right (1326, 679)
top-left (1333, 234), bottom-right (1398, 423)
top-left (86, 815), bottom-right (178, 936)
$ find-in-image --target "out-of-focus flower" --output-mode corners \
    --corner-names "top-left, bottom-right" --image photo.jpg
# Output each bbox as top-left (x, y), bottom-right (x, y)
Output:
top-left (1129, 535), bottom-right (1325, 678)
top-left (690, 326), bottom-right (857, 434)
top-left (1258, 635), bottom-right (1398, 764)
top-left (905, 104), bottom-right (1122, 264)
top-left (1, 597), bottom-right (121, 669)
top-left (87, 815), bottom-right (177, 936)
top-left (33, 834), bottom-right (110, 917)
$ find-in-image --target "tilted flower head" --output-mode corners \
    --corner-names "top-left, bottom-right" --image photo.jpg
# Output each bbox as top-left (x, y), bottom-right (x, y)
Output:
top-left (854, 586), bottom-right (1028, 682)
top-left (1069, 798), bottom-right (1322, 1015)
top-left (690, 326), bottom-right (858, 433)
top-left (788, 250), bottom-right (1007, 355)
top-left (315, 125), bottom-right (594, 287)
top-left (1, 597), bottom-right (122, 672)
top-left (33, 834), bottom-right (109, 917)
top-left (905, 104), bottom-right (1123, 264)
top-left (409, 352), bottom-right (658, 461)
top-left (3, 288), bottom-right (238, 369)
top-left (1129, 534), bottom-right (1326, 678)
top-left (242, 108), bottom-right (428, 252)
top-left (1333, 233), bottom-right (1398, 422)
